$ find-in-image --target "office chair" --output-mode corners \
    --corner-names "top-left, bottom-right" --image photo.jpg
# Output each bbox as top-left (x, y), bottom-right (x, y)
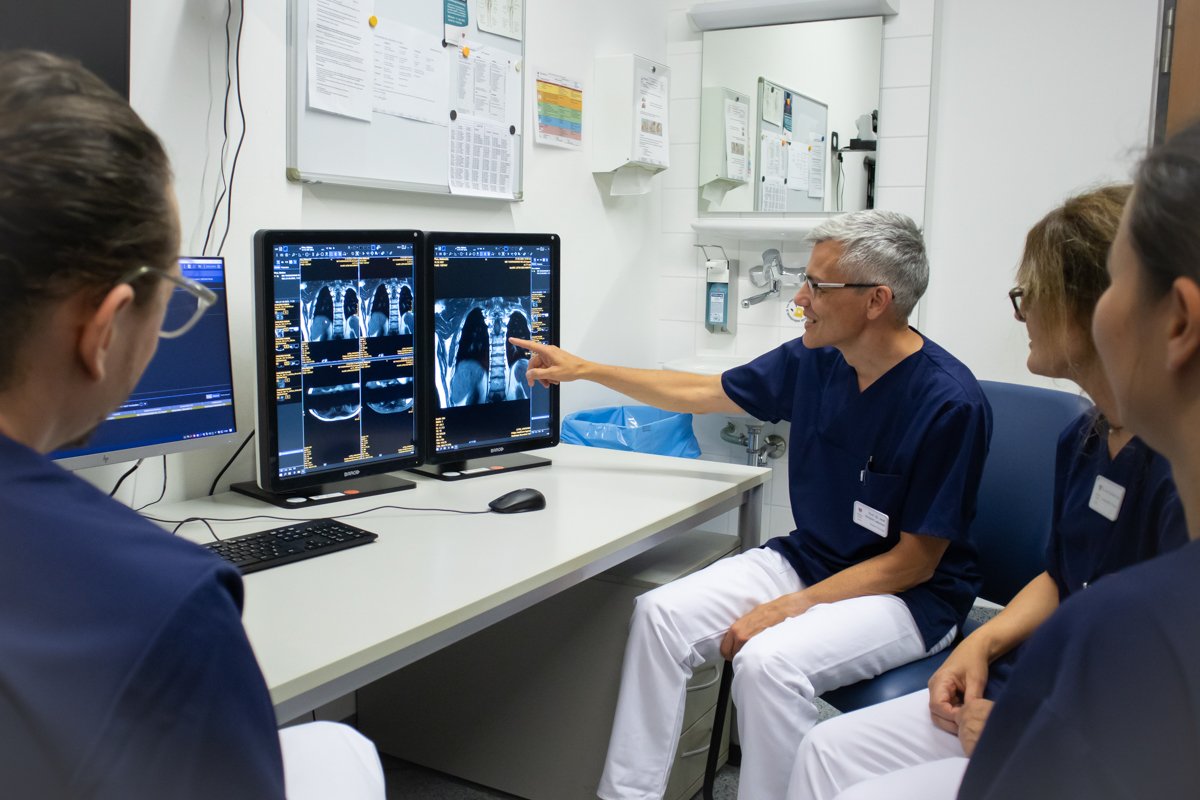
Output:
top-left (702, 381), bottom-right (1091, 799)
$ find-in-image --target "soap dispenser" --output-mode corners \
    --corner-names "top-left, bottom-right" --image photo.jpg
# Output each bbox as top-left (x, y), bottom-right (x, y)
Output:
top-left (697, 245), bottom-right (738, 334)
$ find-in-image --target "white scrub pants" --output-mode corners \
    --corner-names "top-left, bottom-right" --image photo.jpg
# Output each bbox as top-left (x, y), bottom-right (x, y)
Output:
top-left (597, 548), bottom-right (948, 800)
top-left (279, 721), bottom-right (386, 800)
top-left (787, 689), bottom-right (967, 800)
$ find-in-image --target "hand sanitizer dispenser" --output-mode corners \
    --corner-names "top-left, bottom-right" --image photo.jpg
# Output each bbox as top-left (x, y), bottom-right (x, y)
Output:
top-left (697, 245), bottom-right (737, 334)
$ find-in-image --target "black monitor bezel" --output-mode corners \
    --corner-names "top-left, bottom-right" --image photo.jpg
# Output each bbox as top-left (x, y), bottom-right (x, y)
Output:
top-left (421, 231), bottom-right (560, 467)
top-left (252, 228), bottom-right (426, 494)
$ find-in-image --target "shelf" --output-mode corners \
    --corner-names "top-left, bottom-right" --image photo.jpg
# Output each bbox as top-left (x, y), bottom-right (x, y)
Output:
top-left (690, 215), bottom-right (832, 241)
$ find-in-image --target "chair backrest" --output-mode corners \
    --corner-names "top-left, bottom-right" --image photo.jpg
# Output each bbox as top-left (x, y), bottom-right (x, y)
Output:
top-left (971, 380), bottom-right (1092, 605)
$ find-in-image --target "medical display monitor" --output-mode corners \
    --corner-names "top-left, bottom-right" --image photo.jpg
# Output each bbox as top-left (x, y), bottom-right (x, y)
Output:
top-left (414, 231), bottom-right (559, 480)
top-left (52, 257), bottom-right (238, 469)
top-left (244, 230), bottom-right (423, 502)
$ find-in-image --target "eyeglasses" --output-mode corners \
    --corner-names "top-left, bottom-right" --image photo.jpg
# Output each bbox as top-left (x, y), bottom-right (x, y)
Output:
top-left (800, 272), bottom-right (883, 294)
top-left (116, 265), bottom-right (218, 338)
top-left (1008, 286), bottom-right (1026, 322)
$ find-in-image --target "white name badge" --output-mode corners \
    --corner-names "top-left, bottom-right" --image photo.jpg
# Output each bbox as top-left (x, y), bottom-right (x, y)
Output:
top-left (1088, 474), bottom-right (1126, 522)
top-left (853, 501), bottom-right (890, 538)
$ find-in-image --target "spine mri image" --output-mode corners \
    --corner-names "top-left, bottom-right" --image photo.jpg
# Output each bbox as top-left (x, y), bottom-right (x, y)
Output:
top-left (434, 297), bottom-right (531, 408)
top-left (299, 277), bottom-right (416, 420)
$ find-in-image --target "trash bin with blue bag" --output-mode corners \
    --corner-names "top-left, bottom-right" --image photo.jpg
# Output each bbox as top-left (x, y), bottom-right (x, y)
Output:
top-left (560, 405), bottom-right (701, 458)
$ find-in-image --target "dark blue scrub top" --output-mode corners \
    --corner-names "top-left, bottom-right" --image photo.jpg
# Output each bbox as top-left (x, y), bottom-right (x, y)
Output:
top-left (1046, 414), bottom-right (1186, 597)
top-left (983, 412), bottom-right (1187, 697)
top-left (721, 332), bottom-right (991, 650)
top-left (0, 434), bottom-right (285, 799)
top-left (960, 538), bottom-right (1200, 800)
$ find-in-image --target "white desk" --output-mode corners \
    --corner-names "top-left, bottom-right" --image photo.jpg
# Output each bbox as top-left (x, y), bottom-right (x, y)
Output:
top-left (152, 444), bottom-right (769, 722)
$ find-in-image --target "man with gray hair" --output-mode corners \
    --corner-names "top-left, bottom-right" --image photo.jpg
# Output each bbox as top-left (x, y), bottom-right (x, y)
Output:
top-left (512, 209), bottom-right (991, 800)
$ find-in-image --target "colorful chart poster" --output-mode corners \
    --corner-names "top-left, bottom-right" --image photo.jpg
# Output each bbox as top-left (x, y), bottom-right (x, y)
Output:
top-left (535, 72), bottom-right (583, 149)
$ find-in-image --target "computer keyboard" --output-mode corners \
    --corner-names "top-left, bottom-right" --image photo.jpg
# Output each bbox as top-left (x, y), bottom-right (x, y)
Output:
top-left (203, 519), bottom-right (377, 574)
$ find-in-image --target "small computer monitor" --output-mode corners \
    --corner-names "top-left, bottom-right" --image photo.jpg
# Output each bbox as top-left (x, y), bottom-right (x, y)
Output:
top-left (238, 230), bottom-right (424, 506)
top-left (52, 256), bottom-right (238, 469)
top-left (412, 231), bottom-right (559, 481)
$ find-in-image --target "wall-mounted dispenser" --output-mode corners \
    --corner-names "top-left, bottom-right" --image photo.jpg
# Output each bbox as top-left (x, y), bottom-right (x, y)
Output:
top-left (697, 244), bottom-right (738, 334)
top-left (591, 55), bottom-right (671, 196)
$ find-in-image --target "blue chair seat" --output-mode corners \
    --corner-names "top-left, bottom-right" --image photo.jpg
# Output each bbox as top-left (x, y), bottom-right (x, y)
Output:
top-left (820, 618), bottom-right (982, 710)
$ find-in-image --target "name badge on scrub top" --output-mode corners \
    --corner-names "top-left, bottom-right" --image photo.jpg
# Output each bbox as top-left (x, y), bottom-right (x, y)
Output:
top-left (853, 501), bottom-right (889, 537)
top-left (1088, 475), bottom-right (1126, 522)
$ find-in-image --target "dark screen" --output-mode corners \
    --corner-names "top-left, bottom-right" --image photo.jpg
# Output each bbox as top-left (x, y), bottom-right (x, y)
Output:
top-left (0, 2), bottom-right (131, 97)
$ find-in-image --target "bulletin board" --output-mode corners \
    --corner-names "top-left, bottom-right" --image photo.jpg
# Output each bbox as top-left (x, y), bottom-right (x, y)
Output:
top-left (287, 0), bottom-right (526, 200)
top-left (753, 78), bottom-right (828, 213)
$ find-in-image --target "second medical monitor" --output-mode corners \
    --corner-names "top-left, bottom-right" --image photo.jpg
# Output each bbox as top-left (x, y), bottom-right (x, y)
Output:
top-left (415, 231), bottom-right (559, 479)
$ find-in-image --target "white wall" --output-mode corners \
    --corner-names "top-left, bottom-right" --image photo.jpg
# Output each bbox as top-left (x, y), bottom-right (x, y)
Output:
top-left (98, 0), bottom-right (675, 505)
top-left (922, 0), bottom-right (1159, 388)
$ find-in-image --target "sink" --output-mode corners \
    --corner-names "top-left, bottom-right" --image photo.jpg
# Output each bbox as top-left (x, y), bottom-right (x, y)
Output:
top-left (663, 356), bottom-right (748, 375)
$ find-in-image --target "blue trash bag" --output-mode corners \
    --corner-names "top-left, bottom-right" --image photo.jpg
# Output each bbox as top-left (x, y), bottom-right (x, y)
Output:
top-left (560, 405), bottom-right (701, 459)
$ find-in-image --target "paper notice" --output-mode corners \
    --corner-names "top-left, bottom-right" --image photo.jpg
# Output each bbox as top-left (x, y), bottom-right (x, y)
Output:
top-left (761, 83), bottom-right (784, 128)
top-left (455, 47), bottom-right (521, 132)
top-left (760, 176), bottom-right (786, 212)
top-left (724, 97), bottom-right (749, 182)
top-left (372, 20), bottom-right (449, 125)
top-left (477, 0), bottom-right (522, 41)
top-left (307, 0), bottom-right (374, 122)
top-left (448, 115), bottom-right (516, 198)
top-left (635, 64), bottom-right (669, 168)
top-left (788, 141), bottom-right (812, 192)
top-left (535, 72), bottom-right (582, 149)
top-left (808, 134), bottom-right (826, 199)
top-left (760, 132), bottom-right (788, 181)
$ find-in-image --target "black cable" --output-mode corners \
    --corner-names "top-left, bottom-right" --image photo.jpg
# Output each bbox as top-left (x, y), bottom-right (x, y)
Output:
top-left (143, 503), bottom-right (495, 541)
top-left (209, 430), bottom-right (255, 496)
top-left (216, 0), bottom-right (247, 256)
top-left (202, 0), bottom-right (235, 256)
top-left (108, 459), bottom-right (144, 498)
top-left (136, 456), bottom-right (169, 512)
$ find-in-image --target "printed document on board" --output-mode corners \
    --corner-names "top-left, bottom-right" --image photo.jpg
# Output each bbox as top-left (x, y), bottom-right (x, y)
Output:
top-left (307, 0), bottom-right (374, 122)
top-left (372, 20), bottom-right (449, 125)
top-left (807, 134), bottom-right (826, 199)
top-left (454, 46), bottom-right (523, 133)
top-left (477, 0), bottom-right (523, 41)
top-left (449, 114), bottom-right (516, 198)
top-left (760, 131), bottom-right (788, 181)
top-left (787, 139), bottom-right (812, 192)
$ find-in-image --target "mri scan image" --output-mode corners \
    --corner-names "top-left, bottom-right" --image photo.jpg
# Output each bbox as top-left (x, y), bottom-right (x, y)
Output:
top-left (300, 279), bottom-right (415, 341)
top-left (434, 297), bottom-right (533, 408)
top-left (305, 382), bottom-right (361, 422)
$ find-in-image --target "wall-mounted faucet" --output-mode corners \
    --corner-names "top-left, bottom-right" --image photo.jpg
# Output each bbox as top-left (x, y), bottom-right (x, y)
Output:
top-left (742, 249), bottom-right (784, 308)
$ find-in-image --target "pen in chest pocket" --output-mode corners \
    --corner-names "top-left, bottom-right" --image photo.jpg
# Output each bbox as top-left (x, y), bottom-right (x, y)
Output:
top-left (860, 456), bottom-right (874, 483)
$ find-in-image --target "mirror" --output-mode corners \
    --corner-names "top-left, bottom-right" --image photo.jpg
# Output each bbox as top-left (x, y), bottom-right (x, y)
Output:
top-left (698, 17), bottom-right (882, 214)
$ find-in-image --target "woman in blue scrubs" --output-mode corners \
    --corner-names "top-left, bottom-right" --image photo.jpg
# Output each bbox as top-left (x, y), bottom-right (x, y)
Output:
top-left (955, 118), bottom-right (1200, 799)
top-left (787, 184), bottom-right (1188, 800)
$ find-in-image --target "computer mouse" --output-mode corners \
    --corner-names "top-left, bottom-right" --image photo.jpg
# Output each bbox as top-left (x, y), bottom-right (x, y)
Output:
top-left (488, 487), bottom-right (547, 513)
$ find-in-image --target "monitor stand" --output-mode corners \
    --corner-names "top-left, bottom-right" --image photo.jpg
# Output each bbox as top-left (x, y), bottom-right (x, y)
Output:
top-left (230, 474), bottom-right (416, 509)
top-left (409, 452), bottom-right (552, 481)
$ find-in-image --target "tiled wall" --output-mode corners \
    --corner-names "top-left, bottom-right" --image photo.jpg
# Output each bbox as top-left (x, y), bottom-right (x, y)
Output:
top-left (657, 0), bottom-right (938, 544)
